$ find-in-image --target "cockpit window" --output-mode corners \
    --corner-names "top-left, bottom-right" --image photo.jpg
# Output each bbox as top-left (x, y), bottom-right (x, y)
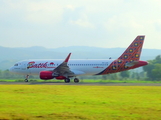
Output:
top-left (14, 64), bottom-right (18, 66)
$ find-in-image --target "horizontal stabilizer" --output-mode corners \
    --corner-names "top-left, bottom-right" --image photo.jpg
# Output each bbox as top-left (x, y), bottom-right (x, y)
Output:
top-left (125, 61), bottom-right (139, 67)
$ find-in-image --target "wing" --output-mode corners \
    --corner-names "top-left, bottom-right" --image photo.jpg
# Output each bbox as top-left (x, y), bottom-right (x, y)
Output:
top-left (52, 53), bottom-right (75, 78)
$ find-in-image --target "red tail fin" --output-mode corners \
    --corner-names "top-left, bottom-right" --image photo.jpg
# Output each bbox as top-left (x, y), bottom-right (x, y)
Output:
top-left (96, 35), bottom-right (146, 75)
top-left (118, 36), bottom-right (145, 61)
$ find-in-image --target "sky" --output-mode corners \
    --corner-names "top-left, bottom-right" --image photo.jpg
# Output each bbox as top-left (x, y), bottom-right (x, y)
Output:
top-left (0, 0), bottom-right (161, 49)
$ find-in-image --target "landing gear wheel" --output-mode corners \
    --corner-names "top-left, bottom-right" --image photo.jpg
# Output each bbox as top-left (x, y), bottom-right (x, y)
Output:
top-left (64, 78), bottom-right (70, 83)
top-left (25, 75), bottom-right (29, 82)
top-left (74, 78), bottom-right (79, 83)
top-left (25, 79), bottom-right (28, 82)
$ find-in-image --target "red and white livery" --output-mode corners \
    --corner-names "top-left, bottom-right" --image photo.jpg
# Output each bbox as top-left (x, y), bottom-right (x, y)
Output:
top-left (9, 36), bottom-right (148, 83)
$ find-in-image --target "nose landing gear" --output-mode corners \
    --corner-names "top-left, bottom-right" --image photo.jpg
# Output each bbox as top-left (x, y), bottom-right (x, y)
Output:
top-left (25, 75), bottom-right (29, 82)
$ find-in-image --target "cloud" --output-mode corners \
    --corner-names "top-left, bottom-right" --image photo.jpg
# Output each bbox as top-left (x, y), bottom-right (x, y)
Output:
top-left (70, 15), bottom-right (95, 29)
top-left (0, 0), bottom-right (63, 25)
top-left (24, 1), bottom-right (63, 25)
top-left (0, 0), bottom-right (161, 49)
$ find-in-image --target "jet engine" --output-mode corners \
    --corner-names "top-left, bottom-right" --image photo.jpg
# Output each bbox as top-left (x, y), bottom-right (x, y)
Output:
top-left (40, 71), bottom-right (54, 80)
top-left (55, 76), bottom-right (66, 80)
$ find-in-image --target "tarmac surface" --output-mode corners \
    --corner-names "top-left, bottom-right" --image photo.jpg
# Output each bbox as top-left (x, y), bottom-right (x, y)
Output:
top-left (0, 82), bottom-right (161, 86)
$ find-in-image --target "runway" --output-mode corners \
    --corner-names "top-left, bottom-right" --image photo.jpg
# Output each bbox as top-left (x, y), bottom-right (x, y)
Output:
top-left (0, 82), bottom-right (161, 86)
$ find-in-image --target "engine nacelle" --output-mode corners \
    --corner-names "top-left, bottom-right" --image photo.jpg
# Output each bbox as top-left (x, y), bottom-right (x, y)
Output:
top-left (40, 71), bottom-right (54, 80)
top-left (55, 76), bottom-right (66, 80)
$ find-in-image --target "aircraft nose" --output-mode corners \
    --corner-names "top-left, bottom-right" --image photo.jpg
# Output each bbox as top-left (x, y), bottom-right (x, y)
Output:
top-left (9, 67), bottom-right (13, 72)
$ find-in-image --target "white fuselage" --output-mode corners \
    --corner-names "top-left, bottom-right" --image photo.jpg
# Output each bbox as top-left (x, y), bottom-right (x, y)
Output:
top-left (9, 59), bottom-right (114, 76)
top-left (9, 36), bottom-right (148, 83)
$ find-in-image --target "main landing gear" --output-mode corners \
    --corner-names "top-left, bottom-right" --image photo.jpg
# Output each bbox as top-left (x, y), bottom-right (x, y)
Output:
top-left (64, 78), bottom-right (80, 83)
top-left (64, 78), bottom-right (70, 83)
top-left (74, 78), bottom-right (79, 83)
top-left (25, 75), bottom-right (29, 82)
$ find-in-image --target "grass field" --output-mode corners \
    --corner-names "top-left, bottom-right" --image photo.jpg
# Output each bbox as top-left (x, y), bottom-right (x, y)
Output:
top-left (0, 85), bottom-right (161, 120)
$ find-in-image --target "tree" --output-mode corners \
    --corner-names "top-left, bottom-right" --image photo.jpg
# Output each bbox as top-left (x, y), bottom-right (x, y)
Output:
top-left (3, 69), bottom-right (11, 79)
top-left (102, 75), bottom-right (107, 80)
top-left (154, 55), bottom-right (161, 64)
top-left (143, 55), bottom-right (161, 80)
top-left (131, 72), bottom-right (140, 80)
top-left (0, 70), bottom-right (2, 79)
top-left (143, 61), bottom-right (155, 80)
top-left (120, 71), bottom-right (130, 79)
top-left (151, 64), bottom-right (161, 80)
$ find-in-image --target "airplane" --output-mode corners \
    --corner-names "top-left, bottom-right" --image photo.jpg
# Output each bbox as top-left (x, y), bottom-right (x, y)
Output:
top-left (9, 35), bottom-right (148, 83)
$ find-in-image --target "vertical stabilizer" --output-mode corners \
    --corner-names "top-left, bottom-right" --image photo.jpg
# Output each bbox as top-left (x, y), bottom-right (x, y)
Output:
top-left (96, 35), bottom-right (146, 75)
top-left (118, 36), bottom-right (145, 61)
